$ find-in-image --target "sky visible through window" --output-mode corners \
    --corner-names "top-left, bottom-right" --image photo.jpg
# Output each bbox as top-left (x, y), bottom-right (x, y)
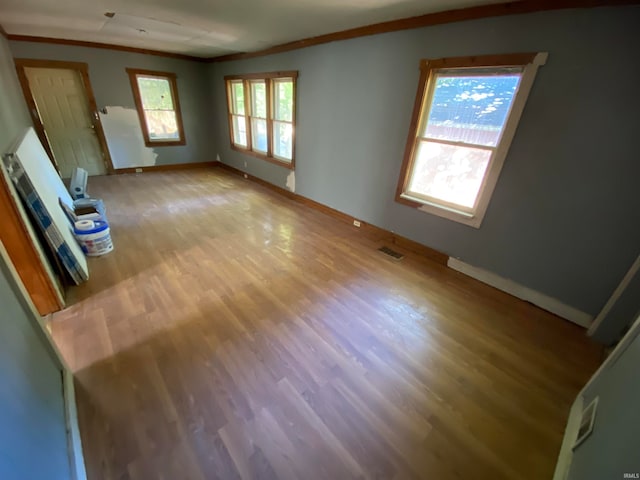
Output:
top-left (409, 71), bottom-right (521, 209)
top-left (425, 73), bottom-right (521, 146)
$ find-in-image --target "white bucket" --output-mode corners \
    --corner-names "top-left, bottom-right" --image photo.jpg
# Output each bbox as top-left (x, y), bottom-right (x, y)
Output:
top-left (74, 220), bottom-right (114, 256)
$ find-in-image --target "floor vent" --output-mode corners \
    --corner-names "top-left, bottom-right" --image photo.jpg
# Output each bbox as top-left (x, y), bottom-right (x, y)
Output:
top-left (378, 246), bottom-right (404, 261)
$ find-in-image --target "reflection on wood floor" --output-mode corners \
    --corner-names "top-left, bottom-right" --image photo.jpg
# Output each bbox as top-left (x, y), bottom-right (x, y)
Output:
top-left (51, 168), bottom-right (602, 480)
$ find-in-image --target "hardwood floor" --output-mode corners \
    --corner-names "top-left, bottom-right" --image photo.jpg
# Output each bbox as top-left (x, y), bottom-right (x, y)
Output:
top-left (50, 168), bottom-right (602, 480)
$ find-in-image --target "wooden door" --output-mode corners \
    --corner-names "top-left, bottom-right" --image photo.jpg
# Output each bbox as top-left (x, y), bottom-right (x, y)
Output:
top-left (23, 66), bottom-right (106, 178)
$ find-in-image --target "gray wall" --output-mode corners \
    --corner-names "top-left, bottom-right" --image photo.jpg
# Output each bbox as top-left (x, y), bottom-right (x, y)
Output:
top-left (0, 35), bottom-right (31, 152)
top-left (0, 253), bottom-right (70, 480)
top-left (0, 35), bottom-right (70, 479)
top-left (209, 6), bottom-right (640, 318)
top-left (10, 40), bottom-right (214, 167)
top-left (568, 317), bottom-right (640, 479)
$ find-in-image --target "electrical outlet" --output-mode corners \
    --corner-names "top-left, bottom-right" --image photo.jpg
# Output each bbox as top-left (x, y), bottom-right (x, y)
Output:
top-left (135, 168), bottom-right (142, 173)
top-left (243, 173), bottom-right (248, 179)
top-left (244, 161), bottom-right (247, 167)
top-left (353, 220), bottom-right (361, 227)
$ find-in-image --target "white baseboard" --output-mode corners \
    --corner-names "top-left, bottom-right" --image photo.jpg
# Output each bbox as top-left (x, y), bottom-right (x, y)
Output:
top-left (64, 369), bottom-right (87, 480)
top-left (447, 257), bottom-right (593, 328)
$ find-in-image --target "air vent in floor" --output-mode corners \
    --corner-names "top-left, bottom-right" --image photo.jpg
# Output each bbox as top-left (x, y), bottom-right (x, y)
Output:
top-left (378, 246), bottom-right (404, 261)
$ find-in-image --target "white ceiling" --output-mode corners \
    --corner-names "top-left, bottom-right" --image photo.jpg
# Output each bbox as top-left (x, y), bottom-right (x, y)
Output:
top-left (0, 0), bottom-right (511, 58)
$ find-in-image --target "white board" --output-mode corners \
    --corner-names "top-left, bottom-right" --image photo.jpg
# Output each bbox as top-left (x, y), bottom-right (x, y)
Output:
top-left (8, 127), bottom-right (88, 280)
top-left (99, 106), bottom-right (157, 168)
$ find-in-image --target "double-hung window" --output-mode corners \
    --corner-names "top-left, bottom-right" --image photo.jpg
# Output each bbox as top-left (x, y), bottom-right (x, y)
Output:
top-left (126, 68), bottom-right (185, 146)
top-left (225, 72), bottom-right (297, 168)
top-left (396, 53), bottom-right (546, 227)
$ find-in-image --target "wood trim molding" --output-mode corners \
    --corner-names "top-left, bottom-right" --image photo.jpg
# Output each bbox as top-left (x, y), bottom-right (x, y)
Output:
top-left (210, 0), bottom-right (639, 62)
top-left (126, 68), bottom-right (178, 78)
top-left (14, 58), bottom-right (116, 174)
top-left (114, 161), bottom-right (216, 174)
top-left (13, 61), bottom-right (59, 170)
top-left (5, 1), bottom-right (636, 64)
top-left (394, 61), bottom-right (429, 207)
top-left (229, 144), bottom-right (294, 169)
top-left (224, 73), bottom-right (297, 169)
top-left (214, 161), bottom-right (448, 265)
top-left (424, 52), bottom-right (538, 70)
top-left (79, 68), bottom-right (116, 174)
top-left (395, 52), bottom-right (546, 228)
top-left (7, 34), bottom-right (208, 62)
top-left (126, 68), bottom-right (186, 147)
top-left (0, 164), bottom-right (63, 315)
top-left (224, 71), bottom-right (299, 81)
top-left (14, 58), bottom-right (89, 71)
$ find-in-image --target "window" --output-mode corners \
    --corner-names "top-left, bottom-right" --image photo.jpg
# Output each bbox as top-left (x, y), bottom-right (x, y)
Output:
top-left (225, 72), bottom-right (297, 168)
top-left (126, 68), bottom-right (185, 146)
top-left (396, 53), bottom-right (547, 227)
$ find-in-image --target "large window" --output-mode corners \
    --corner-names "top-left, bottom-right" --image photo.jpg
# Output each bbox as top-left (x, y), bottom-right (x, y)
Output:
top-left (225, 72), bottom-right (297, 168)
top-left (396, 53), bottom-right (546, 227)
top-left (126, 68), bottom-right (185, 146)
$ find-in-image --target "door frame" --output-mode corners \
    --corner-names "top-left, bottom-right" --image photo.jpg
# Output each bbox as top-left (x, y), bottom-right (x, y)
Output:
top-left (14, 58), bottom-right (115, 175)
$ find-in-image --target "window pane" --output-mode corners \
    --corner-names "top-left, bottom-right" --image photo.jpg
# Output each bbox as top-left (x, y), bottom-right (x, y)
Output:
top-left (273, 79), bottom-right (293, 121)
top-left (233, 115), bottom-right (247, 147)
top-left (144, 110), bottom-right (179, 140)
top-left (423, 72), bottom-right (521, 147)
top-left (251, 118), bottom-right (267, 152)
top-left (408, 140), bottom-right (492, 209)
top-left (273, 121), bottom-right (292, 160)
top-left (137, 76), bottom-right (174, 110)
top-left (231, 82), bottom-right (245, 114)
top-left (251, 81), bottom-right (267, 118)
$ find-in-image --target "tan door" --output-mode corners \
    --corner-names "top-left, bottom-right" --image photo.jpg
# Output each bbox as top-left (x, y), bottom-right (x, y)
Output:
top-left (24, 67), bottom-right (106, 178)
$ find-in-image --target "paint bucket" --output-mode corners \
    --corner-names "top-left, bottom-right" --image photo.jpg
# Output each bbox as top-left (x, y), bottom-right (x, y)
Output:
top-left (74, 220), bottom-right (114, 256)
top-left (73, 198), bottom-right (107, 223)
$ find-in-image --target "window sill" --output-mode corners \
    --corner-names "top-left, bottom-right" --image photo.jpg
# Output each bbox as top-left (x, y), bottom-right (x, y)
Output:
top-left (144, 139), bottom-right (186, 147)
top-left (396, 193), bottom-right (482, 228)
top-left (230, 144), bottom-right (295, 170)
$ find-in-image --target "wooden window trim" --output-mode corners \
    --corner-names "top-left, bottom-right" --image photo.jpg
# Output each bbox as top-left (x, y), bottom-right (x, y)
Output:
top-left (126, 68), bottom-right (186, 147)
top-left (224, 71), bottom-right (298, 169)
top-left (395, 52), bottom-right (547, 228)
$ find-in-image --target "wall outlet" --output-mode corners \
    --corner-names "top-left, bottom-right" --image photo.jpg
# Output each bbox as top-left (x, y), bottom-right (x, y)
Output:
top-left (353, 220), bottom-right (361, 227)
top-left (244, 161), bottom-right (247, 167)
top-left (243, 173), bottom-right (248, 179)
top-left (135, 168), bottom-right (142, 173)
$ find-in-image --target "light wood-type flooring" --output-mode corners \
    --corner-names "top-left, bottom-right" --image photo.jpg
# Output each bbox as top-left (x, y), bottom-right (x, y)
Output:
top-left (50, 168), bottom-right (603, 480)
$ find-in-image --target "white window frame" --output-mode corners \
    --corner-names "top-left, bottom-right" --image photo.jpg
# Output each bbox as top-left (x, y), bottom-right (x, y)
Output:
top-left (396, 52), bottom-right (547, 228)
